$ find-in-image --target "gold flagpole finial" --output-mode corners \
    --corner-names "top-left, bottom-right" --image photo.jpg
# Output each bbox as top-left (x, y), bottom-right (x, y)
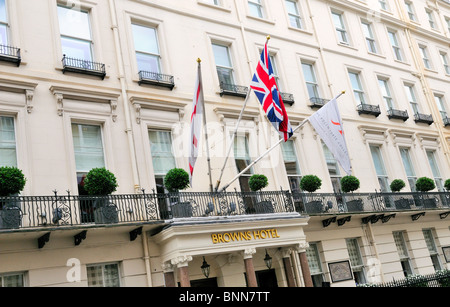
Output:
top-left (197, 58), bottom-right (202, 63)
top-left (266, 35), bottom-right (271, 41)
top-left (341, 90), bottom-right (346, 94)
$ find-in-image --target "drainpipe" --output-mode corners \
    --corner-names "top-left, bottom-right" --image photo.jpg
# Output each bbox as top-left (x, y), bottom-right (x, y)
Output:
top-left (108, 0), bottom-right (141, 193)
top-left (142, 230), bottom-right (153, 287)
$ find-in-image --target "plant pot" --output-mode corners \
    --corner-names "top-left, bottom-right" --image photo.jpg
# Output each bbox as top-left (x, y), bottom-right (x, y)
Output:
top-left (394, 198), bottom-right (412, 210)
top-left (423, 198), bottom-right (437, 208)
top-left (93, 199), bottom-right (118, 224)
top-left (346, 199), bottom-right (364, 212)
top-left (171, 202), bottom-right (193, 218)
top-left (0, 206), bottom-right (22, 229)
top-left (254, 201), bottom-right (274, 214)
top-left (305, 201), bottom-right (323, 214)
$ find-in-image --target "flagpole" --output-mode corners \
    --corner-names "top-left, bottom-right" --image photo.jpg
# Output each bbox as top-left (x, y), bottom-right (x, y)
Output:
top-left (214, 35), bottom-right (272, 192)
top-left (198, 59), bottom-right (214, 193)
top-left (217, 91), bottom-right (346, 193)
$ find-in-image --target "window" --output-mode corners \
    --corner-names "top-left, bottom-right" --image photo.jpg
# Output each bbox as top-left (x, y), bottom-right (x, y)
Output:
top-left (404, 1), bottom-right (416, 22)
top-left (426, 150), bottom-right (443, 191)
top-left (370, 145), bottom-right (390, 192)
top-left (302, 62), bottom-right (320, 99)
top-left (434, 94), bottom-right (448, 120)
top-left (361, 21), bottom-right (377, 53)
top-left (348, 71), bottom-right (366, 105)
top-left (388, 30), bottom-right (403, 61)
top-left (234, 134), bottom-right (253, 192)
top-left (0, 272), bottom-right (24, 287)
top-left (281, 139), bottom-right (302, 193)
top-left (332, 11), bottom-right (349, 44)
top-left (426, 9), bottom-right (437, 30)
top-left (439, 51), bottom-right (450, 75)
top-left (422, 229), bottom-right (443, 271)
top-left (57, 5), bottom-right (93, 61)
top-left (418, 45), bottom-right (431, 69)
top-left (306, 243), bottom-right (326, 287)
top-left (269, 54), bottom-right (282, 91)
top-left (404, 84), bottom-right (419, 114)
top-left (378, 78), bottom-right (394, 110)
top-left (0, 116), bottom-right (17, 167)
top-left (248, 0), bottom-right (264, 18)
top-left (393, 231), bottom-right (414, 277)
top-left (323, 142), bottom-right (341, 193)
top-left (87, 263), bottom-right (120, 287)
top-left (0, 0), bottom-right (8, 45)
top-left (446, 17), bottom-right (450, 34)
top-left (132, 24), bottom-right (161, 74)
top-left (378, 0), bottom-right (389, 11)
top-left (148, 130), bottom-right (176, 192)
top-left (285, 0), bottom-right (302, 29)
top-left (212, 43), bottom-right (235, 86)
top-left (203, 0), bottom-right (220, 5)
top-left (399, 148), bottom-right (416, 191)
top-left (71, 123), bottom-right (105, 194)
top-left (346, 238), bottom-right (366, 285)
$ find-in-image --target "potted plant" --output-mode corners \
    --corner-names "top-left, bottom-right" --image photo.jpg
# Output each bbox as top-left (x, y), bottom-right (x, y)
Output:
top-left (341, 175), bottom-right (364, 212)
top-left (390, 179), bottom-right (411, 210)
top-left (164, 168), bottom-right (191, 217)
top-left (444, 179), bottom-right (450, 191)
top-left (300, 175), bottom-right (323, 213)
top-left (249, 174), bottom-right (273, 214)
top-left (0, 166), bottom-right (26, 229)
top-left (83, 167), bottom-right (119, 224)
top-left (415, 177), bottom-right (437, 208)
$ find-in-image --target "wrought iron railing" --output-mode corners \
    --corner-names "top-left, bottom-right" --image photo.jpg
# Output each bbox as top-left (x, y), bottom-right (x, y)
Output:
top-left (387, 109), bottom-right (409, 121)
top-left (138, 71), bottom-right (175, 89)
top-left (358, 270), bottom-right (450, 287)
top-left (414, 112), bottom-right (434, 125)
top-left (357, 104), bottom-right (381, 117)
top-left (0, 190), bottom-right (449, 230)
top-left (280, 92), bottom-right (295, 106)
top-left (309, 97), bottom-right (329, 109)
top-left (62, 55), bottom-right (106, 79)
top-left (219, 82), bottom-right (249, 98)
top-left (0, 44), bottom-right (21, 66)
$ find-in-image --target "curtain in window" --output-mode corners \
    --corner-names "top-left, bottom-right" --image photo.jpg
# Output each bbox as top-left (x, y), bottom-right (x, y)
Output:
top-left (148, 130), bottom-right (176, 175)
top-left (72, 124), bottom-right (105, 172)
top-left (0, 116), bottom-right (17, 167)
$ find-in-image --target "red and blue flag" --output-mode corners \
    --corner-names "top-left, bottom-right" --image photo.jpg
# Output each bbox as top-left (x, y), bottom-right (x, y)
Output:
top-left (250, 42), bottom-right (293, 141)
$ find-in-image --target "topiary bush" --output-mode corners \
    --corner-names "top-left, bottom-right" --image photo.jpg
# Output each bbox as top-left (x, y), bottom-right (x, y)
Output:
top-left (300, 175), bottom-right (322, 193)
top-left (164, 168), bottom-right (190, 192)
top-left (390, 179), bottom-right (406, 192)
top-left (340, 175), bottom-right (360, 193)
top-left (415, 177), bottom-right (435, 192)
top-left (249, 174), bottom-right (268, 192)
top-left (444, 179), bottom-right (450, 191)
top-left (83, 168), bottom-right (118, 196)
top-left (0, 166), bottom-right (26, 197)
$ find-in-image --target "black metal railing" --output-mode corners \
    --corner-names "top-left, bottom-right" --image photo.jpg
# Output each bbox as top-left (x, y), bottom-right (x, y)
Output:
top-left (62, 55), bottom-right (106, 79)
top-left (358, 270), bottom-right (450, 287)
top-left (0, 190), bottom-right (449, 230)
top-left (357, 104), bottom-right (381, 117)
top-left (0, 44), bottom-right (21, 66)
top-left (387, 109), bottom-right (409, 121)
top-left (138, 71), bottom-right (175, 89)
top-left (414, 112), bottom-right (434, 125)
top-left (280, 92), bottom-right (295, 106)
top-left (219, 82), bottom-right (249, 98)
top-left (309, 97), bottom-right (329, 109)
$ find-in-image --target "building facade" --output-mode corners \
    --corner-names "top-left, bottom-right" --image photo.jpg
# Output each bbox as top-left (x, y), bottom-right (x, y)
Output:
top-left (0, 0), bottom-right (449, 287)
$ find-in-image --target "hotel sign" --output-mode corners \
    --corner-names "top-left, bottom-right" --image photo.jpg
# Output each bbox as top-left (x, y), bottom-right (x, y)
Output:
top-left (211, 228), bottom-right (280, 244)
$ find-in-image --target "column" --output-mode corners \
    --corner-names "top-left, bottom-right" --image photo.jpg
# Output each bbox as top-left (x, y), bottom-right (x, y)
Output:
top-left (243, 248), bottom-right (258, 287)
top-left (282, 248), bottom-right (297, 287)
top-left (296, 243), bottom-right (313, 287)
top-left (162, 262), bottom-right (175, 287)
top-left (171, 255), bottom-right (193, 288)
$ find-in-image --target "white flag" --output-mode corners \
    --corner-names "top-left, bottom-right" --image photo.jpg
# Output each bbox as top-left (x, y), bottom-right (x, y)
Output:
top-left (189, 62), bottom-right (204, 186)
top-left (308, 97), bottom-right (352, 175)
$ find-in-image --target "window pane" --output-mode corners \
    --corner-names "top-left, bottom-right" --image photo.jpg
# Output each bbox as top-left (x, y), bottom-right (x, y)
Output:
top-left (2, 274), bottom-right (23, 287)
top-left (0, 116), bottom-right (17, 167)
top-left (132, 24), bottom-right (159, 55)
top-left (61, 37), bottom-right (92, 61)
top-left (400, 148), bottom-right (415, 177)
top-left (370, 146), bottom-right (387, 176)
top-left (426, 150), bottom-right (441, 178)
top-left (0, 25), bottom-right (7, 45)
top-left (57, 6), bottom-right (91, 40)
top-left (212, 44), bottom-right (231, 67)
top-left (136, 52), bottom-right (160, 73)
top-left (148, 130), bottom-right (176, 175)
top-left (0, 0), bottom-right (7, 23)
top-left (281, 140), bottom-right (301, 175)
top-left (72, 124), bottom-right (105, 172)
top-left (103, 264), bottom-right (120, 287)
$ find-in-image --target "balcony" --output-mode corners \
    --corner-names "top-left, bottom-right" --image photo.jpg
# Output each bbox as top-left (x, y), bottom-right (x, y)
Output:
top-left (1, 190), bottom-right (449, 231)
top-left (357, 104), bottom-right (381, 117)
top-left (138, 71), bottom-right (175, 90)
top-left (442, 116), bottom-right (450, 127)
top-left (62, 55), bottom-right (106, 79)
top-left (387, 109), bottom-right (409, 121)
top-left (0, 44), bottom-right (21, 66)
top-left (309, 97), bottom-right (328, 109)
top-left (220, 82), bottom-right (248, 98)
top-left (414, 112), bottom-right (434, 125)
top-left (280, 92), bottom-right (295, 106)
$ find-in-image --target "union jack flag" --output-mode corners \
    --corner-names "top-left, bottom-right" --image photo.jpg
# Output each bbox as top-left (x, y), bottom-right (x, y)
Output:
top-left (250, 42), bottom-right (293, 141)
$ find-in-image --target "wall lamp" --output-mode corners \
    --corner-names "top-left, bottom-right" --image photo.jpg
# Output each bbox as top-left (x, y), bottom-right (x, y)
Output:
top-left (264, 249), bottom-right (272, 269)
top-left (201, 257), bottom-right (210, 278)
